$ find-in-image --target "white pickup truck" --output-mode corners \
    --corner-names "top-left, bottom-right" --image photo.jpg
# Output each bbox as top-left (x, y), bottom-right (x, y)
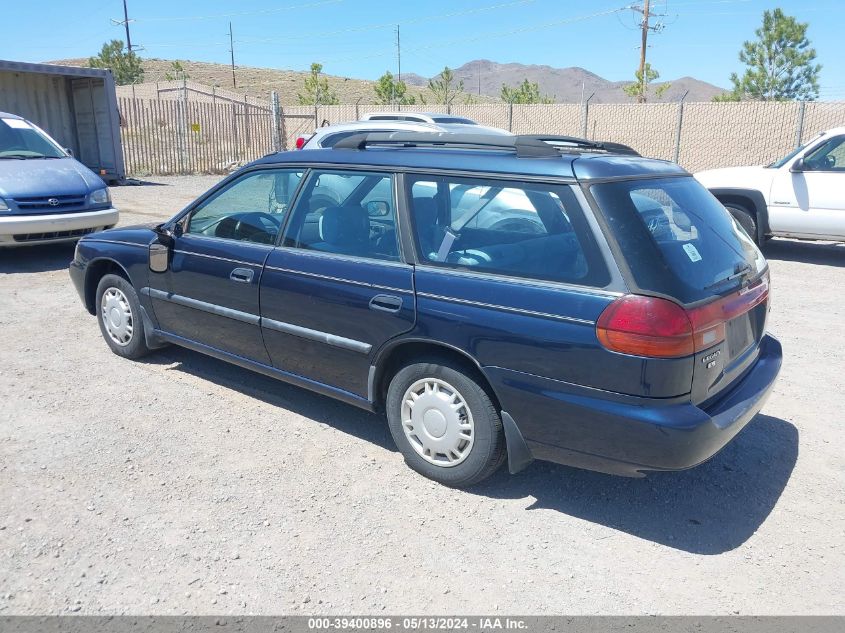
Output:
top-left (695, 127), bottom-right (845, 244)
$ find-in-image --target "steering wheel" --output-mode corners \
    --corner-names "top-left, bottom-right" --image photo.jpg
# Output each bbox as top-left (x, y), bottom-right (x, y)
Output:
top-left (234, 212), bottom-right (282, 244)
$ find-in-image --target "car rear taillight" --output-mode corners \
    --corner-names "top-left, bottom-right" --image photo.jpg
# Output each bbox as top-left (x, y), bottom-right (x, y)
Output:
top-left (597, 295), bottom-right (695, 358)
top-left (597, 273), bottom-right (769, 359)
top-left (295, 136), bottom-right (308, 149)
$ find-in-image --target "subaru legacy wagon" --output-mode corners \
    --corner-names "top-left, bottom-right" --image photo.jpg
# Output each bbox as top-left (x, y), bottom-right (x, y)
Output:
top-left (69, 133), bottom-right (782, 487)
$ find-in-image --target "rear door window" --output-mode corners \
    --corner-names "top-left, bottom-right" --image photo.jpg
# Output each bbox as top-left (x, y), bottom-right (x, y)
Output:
top-left (407, 175), bottom-right (609, 287)
top-left (590, 176), bottom-right (766, 304)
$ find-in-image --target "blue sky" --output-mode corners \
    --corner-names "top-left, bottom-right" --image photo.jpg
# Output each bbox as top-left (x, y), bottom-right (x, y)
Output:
top-left (4, 0), bottom-right (844, 98)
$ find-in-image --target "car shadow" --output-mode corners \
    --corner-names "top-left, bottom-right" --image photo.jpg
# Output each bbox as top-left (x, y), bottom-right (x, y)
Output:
top-left (763, 238), bottom-right (844, 267)
top-left (473, 413), bottom-right (798, 555)
top-left (146, 347), bottom-right (797, 556)
top-left (0, 242), bottom-right (76, 274)
top-left (143, 346), bottom-right (395, 451)
top-left (115, 178), bottom-right (168, 186)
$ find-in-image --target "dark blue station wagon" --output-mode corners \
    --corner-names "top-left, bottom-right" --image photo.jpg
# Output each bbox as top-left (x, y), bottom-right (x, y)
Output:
top-left (69, 133), bottom-right (782, 486)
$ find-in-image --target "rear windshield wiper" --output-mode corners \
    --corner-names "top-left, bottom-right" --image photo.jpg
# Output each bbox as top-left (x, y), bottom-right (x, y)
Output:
top-left (704, 262), bottom-right (752, 291)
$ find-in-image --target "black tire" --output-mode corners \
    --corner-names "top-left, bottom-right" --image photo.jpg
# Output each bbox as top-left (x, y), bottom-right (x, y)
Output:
top-left (95, 273), bottom-right (152, 359)
top-left (724, 202), bottom-right (758, 244)
top-left (386, 358), bottom-right (505, 487)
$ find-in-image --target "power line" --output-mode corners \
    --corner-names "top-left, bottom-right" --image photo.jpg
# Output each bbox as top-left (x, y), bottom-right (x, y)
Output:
top-left (235, 0), bottom-right (534, 45)
top-left (135, 0), bottom-right (342, 22)
top-left (271, 5), bottom-right (629, 68)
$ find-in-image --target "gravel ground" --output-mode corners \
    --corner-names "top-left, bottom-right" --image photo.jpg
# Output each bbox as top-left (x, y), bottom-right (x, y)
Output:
top-left (0, 176), bottom-right (843, 615)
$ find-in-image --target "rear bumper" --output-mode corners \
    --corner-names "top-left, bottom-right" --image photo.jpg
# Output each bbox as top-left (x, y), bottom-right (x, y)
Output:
top-left (0, 208), bottom-right (119, 246)
top-left (488, 333), bottom-right (783, 477)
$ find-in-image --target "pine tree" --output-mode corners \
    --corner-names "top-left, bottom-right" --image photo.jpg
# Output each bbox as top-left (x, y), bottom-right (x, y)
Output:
top-left (88, 40), bottom-right (144, 85)
top-left (726, 8), bottom-right (821, 101)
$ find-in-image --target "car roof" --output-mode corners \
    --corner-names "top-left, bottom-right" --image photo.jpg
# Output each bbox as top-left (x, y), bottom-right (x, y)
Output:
top-left (255, 143), bottom-right (687, 181)
top-left (360, 111), bottom-right (477, 122)
top-left (312, 120), bottom-right (440, 134)
top-left (0, 112), bottom-right (24, 120)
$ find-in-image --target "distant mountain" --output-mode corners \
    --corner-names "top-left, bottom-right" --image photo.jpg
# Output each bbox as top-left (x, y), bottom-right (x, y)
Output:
top-left (412, 59), bottom-right (725, 103)
top-left (46, 57), bottom-right (724, 104)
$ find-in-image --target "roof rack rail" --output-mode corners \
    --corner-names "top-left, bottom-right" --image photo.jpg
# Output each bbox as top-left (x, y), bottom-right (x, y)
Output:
top-left (521, 135), bottom-right (640, 156)
top-left (332, 131), bottom-right (640, 158)
top-left (333, 132), bottom-right (560, 158)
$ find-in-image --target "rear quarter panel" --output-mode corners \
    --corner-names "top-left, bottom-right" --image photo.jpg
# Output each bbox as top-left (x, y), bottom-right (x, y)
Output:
top-left (411, 267), bottom-right (694, 398)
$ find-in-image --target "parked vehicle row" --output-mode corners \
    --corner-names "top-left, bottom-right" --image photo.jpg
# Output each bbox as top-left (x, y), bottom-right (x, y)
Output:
top-left (295, 112), bottom-right (510, 150)
top-left (69, 131), bottom-right (782, 487)
top-left (696, 127), bottom-right (845, 244)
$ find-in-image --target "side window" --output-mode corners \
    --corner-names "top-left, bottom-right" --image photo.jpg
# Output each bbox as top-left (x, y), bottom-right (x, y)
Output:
top-left (186, 169), bottom-right (302, 245)
top-left (408, 175), bottom-right (608, 287)
top-left (803, 136), bottom-right (845, 171)
top-left (282, 170), bottom-right (400, 261)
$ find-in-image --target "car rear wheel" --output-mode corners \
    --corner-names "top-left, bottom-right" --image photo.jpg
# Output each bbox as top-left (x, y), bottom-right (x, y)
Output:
top-left (724, 202), bottom-right (758, 245)
top-left (386, 359), bottom-right (505, 487)
top-left (95, 274), bottom-right (152, 359)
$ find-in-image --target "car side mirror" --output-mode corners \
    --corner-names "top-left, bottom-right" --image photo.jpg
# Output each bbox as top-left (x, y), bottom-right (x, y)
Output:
top-left (64, 148), bottom-right (74, 157)
top-left (366, 200), bottom-right (391, 217)
top-left (149, 224), bottom-right (175, 273)
top-left (790, 157), bottom-right (806, 173)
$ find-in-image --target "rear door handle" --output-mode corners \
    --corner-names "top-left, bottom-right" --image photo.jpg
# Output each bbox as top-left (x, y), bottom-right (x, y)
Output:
top-left (369, 294), bottom-right (402, 313)
top-left (230, 267), bottom-right (254, 283)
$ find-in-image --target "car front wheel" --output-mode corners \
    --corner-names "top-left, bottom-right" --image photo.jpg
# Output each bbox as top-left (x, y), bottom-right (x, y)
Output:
top-left (386, 359), bottom-right (505, 487)
top-left (95, 273), bottom-right (152, 359)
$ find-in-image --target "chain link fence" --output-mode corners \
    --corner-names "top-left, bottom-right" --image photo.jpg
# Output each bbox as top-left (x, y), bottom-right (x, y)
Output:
top-left (115, 82), bottom-right (845, 177)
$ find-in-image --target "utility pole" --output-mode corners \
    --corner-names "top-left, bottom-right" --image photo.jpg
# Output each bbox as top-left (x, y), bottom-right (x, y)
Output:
top-left (228, 22), bottom-right (237, 89)
top-left (111, 0), bottom-right (136, 52)
top-left (638, 0), bottom-right (650, 103)
top-left (396, 25), bottom-right (401, 83)
top-left (631, 0), bottom-right (663, 103)
top-left (122, 0), bottom-right (132, 51)
top-left (392, 25), bottom-right (401, 107)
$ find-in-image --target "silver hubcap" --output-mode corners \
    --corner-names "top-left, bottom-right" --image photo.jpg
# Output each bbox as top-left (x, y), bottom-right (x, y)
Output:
top-left (401, 378), bottom-right (474, 468)
top-left (100, 287), bottom-right (133, 346)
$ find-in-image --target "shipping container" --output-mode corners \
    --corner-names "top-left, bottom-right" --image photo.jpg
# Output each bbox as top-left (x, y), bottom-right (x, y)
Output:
top-left (0, 59), bottom-right (125, 182)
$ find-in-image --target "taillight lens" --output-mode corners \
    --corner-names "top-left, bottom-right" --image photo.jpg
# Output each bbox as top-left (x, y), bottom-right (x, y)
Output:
top-left (295, 136), bottom-right (308, 149)
top-left (597, 295), bottom-right (695, 358)
top-left (596, 272), bottom-right (769, 359)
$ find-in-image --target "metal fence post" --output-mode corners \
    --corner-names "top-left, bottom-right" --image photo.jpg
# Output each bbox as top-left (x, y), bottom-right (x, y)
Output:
top-left (673, 90), bottom-right (689, 164)
top-left (581, 93), bottom-right (594, 139)
top-left (279, 104), bottom-right (288, 151)
top-left (177, 77), bottom-right (188, 173)
top-left (795, 100), bottom-right (807, 148)
top-left (270, 91), bottom-right (281, 152)
top-left (508, 101), bottom-right (513, 132)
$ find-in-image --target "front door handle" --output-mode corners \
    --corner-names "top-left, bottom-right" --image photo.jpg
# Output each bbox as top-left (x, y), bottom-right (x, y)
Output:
top-left (369, 294), bottom-right (402, 313)
top-left (230, 267), bottom-right (254, 283)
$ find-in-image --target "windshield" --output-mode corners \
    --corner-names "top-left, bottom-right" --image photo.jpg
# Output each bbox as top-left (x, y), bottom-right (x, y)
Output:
top-left (767, 142), bottom-right (809, 168)
top-left (590, 176), bottom-right (766, 304)
top-left (0, 118), bottom-right (66, 159)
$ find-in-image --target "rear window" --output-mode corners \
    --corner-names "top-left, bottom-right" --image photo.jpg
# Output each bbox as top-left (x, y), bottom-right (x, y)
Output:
top-left (590, 177), bottom-right (766, 304)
